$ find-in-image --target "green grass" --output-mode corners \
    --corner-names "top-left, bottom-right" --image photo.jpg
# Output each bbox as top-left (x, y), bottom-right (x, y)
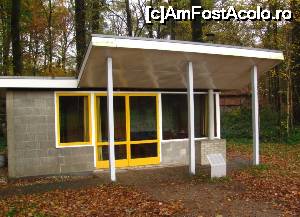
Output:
top-left (246, 164), bottom-right (270, 176)
top-left (193, 172), bottom-right (232, 184)
top-left (209, 176), bottom-right (232, 183)
top-left (6, 207), bottom-right (17, 217)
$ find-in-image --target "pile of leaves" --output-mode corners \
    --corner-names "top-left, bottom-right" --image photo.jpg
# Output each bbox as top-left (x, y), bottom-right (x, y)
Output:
top-left (229, 143), bottom-right (300, 216)
top-left (0, 184), bottom-right (183, 216)
top-left (0, 174), bottom-right (95, 190)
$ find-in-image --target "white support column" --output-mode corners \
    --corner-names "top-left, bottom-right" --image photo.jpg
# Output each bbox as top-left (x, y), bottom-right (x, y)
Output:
top-left (158, 93), bottom-right (163, 162)
top-left (107, 57), bottom-right (116, 181)
top-left (251, 65), bottom-right (259, 165)
top-left (91, 93), bottom-right (97, 168)
top-left (208, 89), bottom-right (215, 140)
top-left (187, 62), bottom-right (195, 175)
top-left (215, 92), bottom-right (221, 139)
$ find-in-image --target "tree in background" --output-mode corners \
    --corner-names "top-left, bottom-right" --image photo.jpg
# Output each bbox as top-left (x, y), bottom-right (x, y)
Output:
top-left (75, 0), bottom-right (86, 72)
top-left (91, 0), bottom-right (101, 33)
top-left (11, 0), bottom-right (22, 75)
top-left (190, 0), bottom-right (203, 42)
top-left (2, 0), bottom-right (300, 139)
top-left (0, 0), bottom-right (11, 75)
top-left (290, 0), bottom-right (300, 127)
top-left (125, 0), bottom-right (133, 36)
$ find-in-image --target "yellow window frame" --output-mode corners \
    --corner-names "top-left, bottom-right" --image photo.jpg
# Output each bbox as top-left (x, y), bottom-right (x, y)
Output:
top-left (55, 92), bottom-right (92, 147)
top-left (95, 93), bottom-right (160, 168)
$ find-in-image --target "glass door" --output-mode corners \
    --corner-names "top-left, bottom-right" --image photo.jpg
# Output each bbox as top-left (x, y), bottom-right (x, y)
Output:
top-left (95, 93), bottom-right (160, 168)
top-left (95, 95), bottom-right (128, 168)
top-left (128, 95), bottom-right (160, 166)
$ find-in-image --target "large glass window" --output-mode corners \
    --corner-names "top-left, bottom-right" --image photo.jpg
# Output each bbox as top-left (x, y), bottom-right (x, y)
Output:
top-left (162, 94), bottom-right (209, 140)
top-left (161, 94), bottom-right (188, 139)
top-left (58, 95), bottom-right (90, 144)
top-left (97, 96), bottom-right (126, 142)
top-left (195, 94), bottom-right (208, 138)
top-left (130, 96), bottom-right (157, 140)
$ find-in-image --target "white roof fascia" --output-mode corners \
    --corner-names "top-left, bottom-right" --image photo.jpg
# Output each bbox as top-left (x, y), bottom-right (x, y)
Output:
top-left (91, 36), bottom-right (284, 60)
top-left (0, 78), bottom-right (78, 88)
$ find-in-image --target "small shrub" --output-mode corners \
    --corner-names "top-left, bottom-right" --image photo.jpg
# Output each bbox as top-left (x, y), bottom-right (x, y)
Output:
top-left (286, 127), bottom-right (300, 145)
top-left (6, 207), bottom-right (16, 217)
top-left (221, 106), bottom-right (281, 143)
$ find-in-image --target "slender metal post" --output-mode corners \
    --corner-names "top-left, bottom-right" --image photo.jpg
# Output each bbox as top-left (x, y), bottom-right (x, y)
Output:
top-left (187, 62), bottom-right (195, 175)
top-left (251, 65), bottom-right (259, 165)
top-left (107, 57), bottom-right (116, 181)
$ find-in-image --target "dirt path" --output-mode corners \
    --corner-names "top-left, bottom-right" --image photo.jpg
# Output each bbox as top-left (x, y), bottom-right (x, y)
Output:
top-left (0, 160), bottom-right (283, 216)
top-left (0, 158), bottom-right (281, 217)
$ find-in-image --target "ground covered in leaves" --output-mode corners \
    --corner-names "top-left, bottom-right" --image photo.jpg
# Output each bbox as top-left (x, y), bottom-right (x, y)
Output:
top-left (228, 143), bottom-right (300, 216)
top-left (0, 143), bottom-right (299, 216)
top-left (0, 185), bottom-right (182, 217)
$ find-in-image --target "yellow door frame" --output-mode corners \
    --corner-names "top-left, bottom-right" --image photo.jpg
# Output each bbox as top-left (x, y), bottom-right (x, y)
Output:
top-left (94, 93), bottom-right (160, 168)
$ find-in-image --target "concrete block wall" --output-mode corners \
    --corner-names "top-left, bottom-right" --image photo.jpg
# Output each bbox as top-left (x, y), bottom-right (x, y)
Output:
top-left (161, 140), bottom-right (188, 165)
top-left (196, 139), bottom-right (226, 165)
top-left (7, 90), bottom-right (94, 178)
top-left (161, 139), bottom-right (226, 166)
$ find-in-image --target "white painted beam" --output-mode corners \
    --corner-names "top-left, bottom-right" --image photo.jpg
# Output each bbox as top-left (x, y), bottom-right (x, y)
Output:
top-left (251, 65), bottom-right (259, 165)
top-left (215, 92), bottom-right (221, 139)
top-left (187, 62), bottom-right (195, 175)
top-left (107, 57), bottom-right (116, 181)
top-left (0, 78), bottom-right (78, 88)
top-left (208, 90), bottom-right (215, 140)
top-left (158, 93), bottom-right (163, 162)
top-left (91, 93), bottom-right (97, 168)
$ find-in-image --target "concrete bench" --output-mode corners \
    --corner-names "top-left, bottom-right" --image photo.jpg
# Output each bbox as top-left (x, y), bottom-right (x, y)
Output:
top-left (207, 153), bottom-right (226, 178)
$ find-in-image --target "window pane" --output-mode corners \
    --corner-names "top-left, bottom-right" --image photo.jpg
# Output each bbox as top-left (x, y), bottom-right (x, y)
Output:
top-left (59, 96), bottom-right (89, 143)
top-left (130, 143), bottom-right (157, 159)
top-left (130, 96), bottom-right (157, 140)
top-left (162, 94), bottom-right (209, 139)
top-left (162, 94), bottom-right (188, 139)
top-left (97, 96), bottom-right (126, 142)
top-left (98, 145), bottom-right (127, 161)
top-left (195, 94), bottom-right (208, 138)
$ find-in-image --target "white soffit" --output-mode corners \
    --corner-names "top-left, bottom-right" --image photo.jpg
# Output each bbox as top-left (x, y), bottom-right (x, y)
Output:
top-left (0, 77), bottom-right (78, 88)
top-left (79, 35), bottom-right (284, 90)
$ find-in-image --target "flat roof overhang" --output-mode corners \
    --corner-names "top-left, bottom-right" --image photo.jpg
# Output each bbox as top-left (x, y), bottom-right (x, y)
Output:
top-left (0, 76), bottom-right (78, 88)
top-left (78, 35), bottom-right (284, 90)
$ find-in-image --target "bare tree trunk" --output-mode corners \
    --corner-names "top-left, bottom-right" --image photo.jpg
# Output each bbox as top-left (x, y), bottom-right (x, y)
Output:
top-left (168, 0), bottom-right (176, 40)
top-left (11, 0), bottom-right (22, 75)
top-left (148, 0), bottom-right (153, 38)
top-left (33, 38), bottom-right (39, 76)
top-left (48, 0), bottom-right (53, 76)
top-left (191, 0), bottom-right (203, 42)
top-left (125, 0), bottom-right (132, 36)
top-left (290, 0), bottom-right (300, 127)
top-left (75, 0), bottom-right (86, 72)
top-left (91, 0), bottom-right (100, 33)
top-left (0, 0), bottom-right (10, 76)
